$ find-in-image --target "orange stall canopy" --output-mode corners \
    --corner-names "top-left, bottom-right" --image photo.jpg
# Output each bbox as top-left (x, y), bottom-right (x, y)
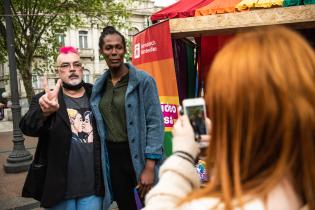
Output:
top-left (195, 0), bottom-right (242, 16)
top-left (151, 0), bottom-right (214, 22)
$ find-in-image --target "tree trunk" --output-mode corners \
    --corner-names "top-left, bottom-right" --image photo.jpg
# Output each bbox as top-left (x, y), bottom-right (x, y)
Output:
top-left (18, 60), bottom-right (34, 105)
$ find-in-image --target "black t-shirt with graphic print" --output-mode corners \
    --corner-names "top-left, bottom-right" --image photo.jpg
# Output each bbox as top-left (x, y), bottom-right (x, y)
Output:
top-left (63, 93), bottom-right (95, 199)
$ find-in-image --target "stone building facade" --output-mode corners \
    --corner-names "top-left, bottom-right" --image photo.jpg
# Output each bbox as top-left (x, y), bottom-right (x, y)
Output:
top-left (0, 0), bottom-right (162, 120)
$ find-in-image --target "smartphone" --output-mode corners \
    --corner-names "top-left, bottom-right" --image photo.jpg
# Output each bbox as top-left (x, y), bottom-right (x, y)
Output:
top-left (182, 98), bottom-right (208, 137)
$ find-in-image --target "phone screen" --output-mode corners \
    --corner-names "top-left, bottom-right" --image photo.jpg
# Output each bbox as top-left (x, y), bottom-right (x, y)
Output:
top-left (185, 105), bottom-right (207, 135)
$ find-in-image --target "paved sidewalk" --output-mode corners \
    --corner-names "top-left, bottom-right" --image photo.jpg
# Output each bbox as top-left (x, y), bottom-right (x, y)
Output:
top-left (0, 122), bottom-right (40, 210)
top-left (0, 120), bottom-right (13, 133)
top-left (0, 121), bottom-right (118, 210)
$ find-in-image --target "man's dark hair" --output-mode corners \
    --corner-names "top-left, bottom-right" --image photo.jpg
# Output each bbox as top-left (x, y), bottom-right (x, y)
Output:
top-left (99, 26), bottom-right (126, 50)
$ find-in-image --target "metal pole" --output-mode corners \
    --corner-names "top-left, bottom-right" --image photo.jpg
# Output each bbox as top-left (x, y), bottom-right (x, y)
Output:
top-left (3, 0), bottom-right (32, 173)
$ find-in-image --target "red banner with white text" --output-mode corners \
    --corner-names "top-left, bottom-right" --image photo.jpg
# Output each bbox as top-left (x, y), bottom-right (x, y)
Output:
top-left (132, 21), bottom-right (179, 155)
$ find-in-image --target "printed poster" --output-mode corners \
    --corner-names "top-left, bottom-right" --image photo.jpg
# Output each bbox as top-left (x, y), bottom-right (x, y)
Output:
top-left (132, 20), bottom-right (179, 156)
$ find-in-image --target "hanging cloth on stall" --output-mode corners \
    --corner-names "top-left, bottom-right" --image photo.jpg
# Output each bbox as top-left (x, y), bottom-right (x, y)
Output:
top-left (196, 35), bottom-right (233, 96)
top-left (172, 39), bottom-right (196, 102)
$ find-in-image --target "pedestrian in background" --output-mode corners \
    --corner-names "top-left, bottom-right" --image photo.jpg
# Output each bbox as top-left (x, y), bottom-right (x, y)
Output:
top-left (90, 26), bottom-right (164, 210)
top-left (0, 102), bottom-right (4, 120)
top-left (143, 26), bottom-right (315, 210)
top-left (20, 46), bottom-right (104, 209)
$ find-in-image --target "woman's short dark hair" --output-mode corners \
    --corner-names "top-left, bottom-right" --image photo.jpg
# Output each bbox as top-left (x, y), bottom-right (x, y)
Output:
top-left (99, 26), bottom-right (126, 51)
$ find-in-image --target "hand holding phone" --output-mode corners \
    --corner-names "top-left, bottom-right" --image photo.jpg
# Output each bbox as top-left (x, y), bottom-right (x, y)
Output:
top-left (172, 115), bottom-right (200, 159)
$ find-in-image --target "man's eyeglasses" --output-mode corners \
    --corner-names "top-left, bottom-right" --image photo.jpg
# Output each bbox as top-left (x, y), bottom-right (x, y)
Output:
top-left (58, 62), bottom-right (83, 71)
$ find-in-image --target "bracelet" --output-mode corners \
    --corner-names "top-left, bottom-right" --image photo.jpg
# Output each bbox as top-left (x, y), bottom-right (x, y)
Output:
top-left (174, 154), bottom-right (195, 165)
top-left (173, 151), bottom-right (195, 162)
top-left (173, 151), bottom-right (195, 164)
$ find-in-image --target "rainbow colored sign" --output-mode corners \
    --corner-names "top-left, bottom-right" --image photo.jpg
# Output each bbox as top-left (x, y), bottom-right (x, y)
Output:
top-left (132, 21), bottom-right (179, 156)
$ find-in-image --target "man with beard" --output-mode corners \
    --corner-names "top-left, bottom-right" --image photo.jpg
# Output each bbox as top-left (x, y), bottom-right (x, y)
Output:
top-left (20, 46), bottom-right (104, 209)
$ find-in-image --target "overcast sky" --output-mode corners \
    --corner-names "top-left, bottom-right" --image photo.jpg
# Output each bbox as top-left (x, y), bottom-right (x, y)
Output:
top-left (154, 0), bottom-right (177, 6)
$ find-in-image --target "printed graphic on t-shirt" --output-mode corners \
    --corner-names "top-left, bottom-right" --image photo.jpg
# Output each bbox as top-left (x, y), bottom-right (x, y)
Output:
top-left (67, 108), bottom-right (94, 143)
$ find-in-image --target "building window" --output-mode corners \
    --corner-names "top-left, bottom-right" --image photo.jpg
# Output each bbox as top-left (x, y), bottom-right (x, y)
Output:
top-left (83, 69), bottom-right (90, 83)
top-left (32, 74), bottom-right (57, 93)
top-left (0, 64), bottom-right (4, 78)
top-left (57, 34), bottom-right (65, 46)
top-left (32, 74), bottom-right (40, 89)
top-left (79, 31), bottom-right (88, 49)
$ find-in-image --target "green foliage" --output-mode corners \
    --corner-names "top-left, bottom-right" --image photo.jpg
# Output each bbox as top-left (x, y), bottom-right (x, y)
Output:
top-left (0, 0), bottom-right (134, 101)
top-left (0, 2), bottom-right (6, 63)
top-left (124, 38), bottom-right (132, 62)
top-left (0, 34), bottom-right (6, 63)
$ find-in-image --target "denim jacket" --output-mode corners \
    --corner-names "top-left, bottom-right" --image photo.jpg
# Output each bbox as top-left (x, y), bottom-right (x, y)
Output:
top-left (90, 63), bottom-right (164, 209)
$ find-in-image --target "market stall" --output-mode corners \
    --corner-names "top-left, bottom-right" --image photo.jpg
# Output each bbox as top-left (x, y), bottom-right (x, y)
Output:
top-left (170, 4), bottom-right (315, 38)
top-left (151, 0), bottom-right (315, 100)
top-left (132, 1), bottom-right (315, 156)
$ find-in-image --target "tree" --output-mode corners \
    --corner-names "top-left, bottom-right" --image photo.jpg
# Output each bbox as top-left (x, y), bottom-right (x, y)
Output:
top-left (0, 0), bottom-right (134, 104)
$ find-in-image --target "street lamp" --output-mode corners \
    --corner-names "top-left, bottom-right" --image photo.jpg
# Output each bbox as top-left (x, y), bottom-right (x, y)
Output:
top-left (3, 0), bottom-right (33, 173)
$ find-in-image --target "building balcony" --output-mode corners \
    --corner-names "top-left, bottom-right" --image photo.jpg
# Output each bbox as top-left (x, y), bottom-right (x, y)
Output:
top-left (78, 48), bottom-right (94, 59)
